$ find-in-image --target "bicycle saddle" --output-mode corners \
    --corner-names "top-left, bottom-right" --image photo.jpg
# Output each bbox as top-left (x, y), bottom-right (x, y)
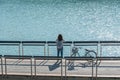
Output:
top-left (85, 49), bottom-right (94, 52)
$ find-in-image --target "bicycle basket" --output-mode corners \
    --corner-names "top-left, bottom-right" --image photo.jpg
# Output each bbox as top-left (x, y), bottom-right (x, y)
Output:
top-left (72, 47), bottom-right (79, 54)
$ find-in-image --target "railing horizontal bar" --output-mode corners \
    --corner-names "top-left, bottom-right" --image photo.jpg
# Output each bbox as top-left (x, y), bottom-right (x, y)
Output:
top-left (0, 41), bottom-right (21, 43)
top-left (73, 41), bottom-right (98, 43)
top-left (64, 56), bottom-right (94, 60)
top-left (101, 43), bottom-right (120, 46)
top-left (4, 55), bottom-right (32, 59)
top-left (47, 41), bottom-right (56, 43)
top-left (97, 57), bottom-right (120, 60)
top-left (22, 43), bottom-right (46, 46)
top-left (0, 41), bottom-right (120, 44)
top-left (0, 44), bottom-right (20, 46)
top-left (64, 41), bottom-right (73, 43)
top-left (0, 55), bottom-right (2, 57)
top-left (22, 41), bottom-right (46, 43)
top-left (33, 56), bottom-right (62, 60)
top-left (47, 41), bottom-right (72, 43)
top-left (74, 43), bottom-right (98, 46)
top-left (47, 41), bottom-right (72, 46)
top-left (100, 41), bottom-right (120, 43)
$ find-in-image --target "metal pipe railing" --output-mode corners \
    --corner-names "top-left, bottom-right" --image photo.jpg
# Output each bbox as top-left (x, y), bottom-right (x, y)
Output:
top-left (47, 41), bottom-right (72, 56)
top-left (0, 41), bottom-right (120, 79)
top-left (73, 41), bottom-right (98, 46)
top-left (0, 41), bottom-right (21, 56)
top-left (64, 57), bottom-right (94, 80)
top-left (0, 40), bottom-right (120, 56)
top-left (96, 57), bottom-right (120, 80)
top-left (22, 41), bottom-right (46, 56)
top-left (0, 55), bottom-right (3, 76)
top-left (33, 56), bottom-right (63, 80)
top-left (0, 56), bottom-right (120, 79)
top-left (4, 55), bottom-right (33, 76)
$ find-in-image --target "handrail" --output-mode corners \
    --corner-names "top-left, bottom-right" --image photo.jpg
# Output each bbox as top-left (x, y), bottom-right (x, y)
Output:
top-left (0, 41), bottom-right (21, 43)
top-left (64, 56), bottom-right (94, 60)
top-left (0, 55), bottom-right (3, 76)
top-left (22, 41), bottom-right (46, 43)
top-left (4, 55), bottom-right (32, 59)
top-left (96, 57), bottom-right (120, 60)
top-left (47, 41), bottom-right (72, 46)
top-left (64, 56), bottom-right (94, 80)
top-left (0, 41), bottom-right (120, 46)
top-left (73, 41), bottom-right (98, 46)
top-left (100, 41), bottom-right (120, 46)
top-left (4, 55), bottom-right (33, 76)
top-left (33, 56), bottom-right (62, 60)
top-left (0, 41), bottom-right (21, 46)
top-left (22, 41), bottom-right (46, 46)
top-left (95, 56), bottom-right (120, 79)
top-left (0, 40), bottom-right (120, 57)
top-left (100, 41), bottom-right (120, 43)
top-left (73, 41), bottom-right (98, 43)
top-left (45, 41), bottom-right (56, 46)
top-left (1, 55), bottom-right (120, 79)
top-left (33, 56), bottom-right (63, 80)
top-left (0, 41), bottom-right (120, 43)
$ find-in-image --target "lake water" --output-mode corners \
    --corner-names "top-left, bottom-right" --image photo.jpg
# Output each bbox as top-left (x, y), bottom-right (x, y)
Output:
top-left (0, 0), bottom-right (120, 56)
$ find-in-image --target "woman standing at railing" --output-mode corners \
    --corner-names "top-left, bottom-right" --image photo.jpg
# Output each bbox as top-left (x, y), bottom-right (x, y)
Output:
top-left (56, 34), bottom-right (64, 58)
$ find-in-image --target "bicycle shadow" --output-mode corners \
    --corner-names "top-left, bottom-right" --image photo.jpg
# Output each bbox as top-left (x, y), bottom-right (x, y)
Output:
top-left (80, 61), bottom-right (92, 67)
top-left (48, 60), bottom-right (61, 71)
top-left (68, 60), bottom-right (95, 70)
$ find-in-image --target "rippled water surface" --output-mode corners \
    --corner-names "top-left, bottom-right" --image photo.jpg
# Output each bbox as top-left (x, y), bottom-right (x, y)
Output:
top-left (0, 0), bottom-right (120, 56)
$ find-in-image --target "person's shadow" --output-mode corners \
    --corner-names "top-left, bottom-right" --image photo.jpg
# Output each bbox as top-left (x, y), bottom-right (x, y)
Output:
top-left (68, 60), bottom-right (75, 70)
top-left (49, 60), bottom-right (61, 71)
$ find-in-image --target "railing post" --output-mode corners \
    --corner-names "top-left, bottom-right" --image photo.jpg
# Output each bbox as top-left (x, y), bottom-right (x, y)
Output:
top-left (1, 57), bottom-right (3, 76)
top-left (34, 58), bottom-right (36, 76)
top-left (92, 58), bottom-right (94, 80)
top-left (5, 57), bottom-right (7, 76)
top-left (22, 42), bottom-right (24, 56)
top-left (47, 44), bottom-right (49, 56)
top-left (18, 42), bottom-right (21, 56)
top-left (31, 58), bottom-right (32, 77)
top-left (96, 58), bottom-right (98, 80)
top-left (70, 43), bottom-right (73, 56)
top-left (65, 59), bottom-right (67, 80)
top-left (44, 45), bottom-right (46, 56)
top-left (61, 58), bottom-right (63, 80)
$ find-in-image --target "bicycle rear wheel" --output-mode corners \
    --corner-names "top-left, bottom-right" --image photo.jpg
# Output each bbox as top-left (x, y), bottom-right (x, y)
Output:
top-left (85, 50), bottom-right (100, 66)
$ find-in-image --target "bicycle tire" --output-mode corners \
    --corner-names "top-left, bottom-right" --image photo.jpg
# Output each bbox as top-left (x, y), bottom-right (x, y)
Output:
top-left (85, 50), bottom-right (101, 66)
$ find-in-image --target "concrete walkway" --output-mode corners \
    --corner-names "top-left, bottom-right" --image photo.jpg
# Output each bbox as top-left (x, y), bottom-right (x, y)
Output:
top-left (0, 59), bottom-right (120, 78)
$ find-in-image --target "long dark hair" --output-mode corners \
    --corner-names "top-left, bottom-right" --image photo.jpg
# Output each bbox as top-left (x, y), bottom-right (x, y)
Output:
top-left (57, 34), bottom-right (63, 41)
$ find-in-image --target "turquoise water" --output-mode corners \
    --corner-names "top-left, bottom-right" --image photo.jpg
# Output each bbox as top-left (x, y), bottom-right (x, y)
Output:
top-left (0, 0), bottom-right (120, 56)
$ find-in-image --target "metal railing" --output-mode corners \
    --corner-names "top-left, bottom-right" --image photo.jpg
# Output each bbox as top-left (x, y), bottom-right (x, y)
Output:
top-left (0, 41), bottom-right (120, 80)
top-left (4, 55), bottom-right (33, 76)
top-left (0, 41), bottom-right (21, 55)
top-left (0, 40), bottom-right (119, 56)
top-left (47, 41), bottom-right (72, 56)
top-left (96, 57), bottom-right (120, 79)
top-left (64, 56), bottom-right (94, 80)
top-left (0, 55), bottom-right (3, 76)
top-left (33, 56), bottom-right (63, 80)
top-left (22, 41), bottom-right (46, 56)
top-left (0, 56), bottom-right (120, 79)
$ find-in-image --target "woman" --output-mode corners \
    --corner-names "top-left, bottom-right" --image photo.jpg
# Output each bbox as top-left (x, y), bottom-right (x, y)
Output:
top-left (56, 34), bottom-right (64, 58)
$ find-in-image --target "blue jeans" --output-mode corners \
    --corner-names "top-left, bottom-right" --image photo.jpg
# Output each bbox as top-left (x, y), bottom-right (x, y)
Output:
top-left (57, 47), bottom-right (63, 58)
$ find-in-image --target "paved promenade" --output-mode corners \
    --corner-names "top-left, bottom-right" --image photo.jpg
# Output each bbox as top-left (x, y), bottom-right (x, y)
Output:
top-left (0, 58), bottom-right (120, 78)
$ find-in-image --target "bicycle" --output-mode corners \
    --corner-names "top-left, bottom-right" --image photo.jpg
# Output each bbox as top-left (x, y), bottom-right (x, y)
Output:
top-left (70, 46), bottom-right (101, 66)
